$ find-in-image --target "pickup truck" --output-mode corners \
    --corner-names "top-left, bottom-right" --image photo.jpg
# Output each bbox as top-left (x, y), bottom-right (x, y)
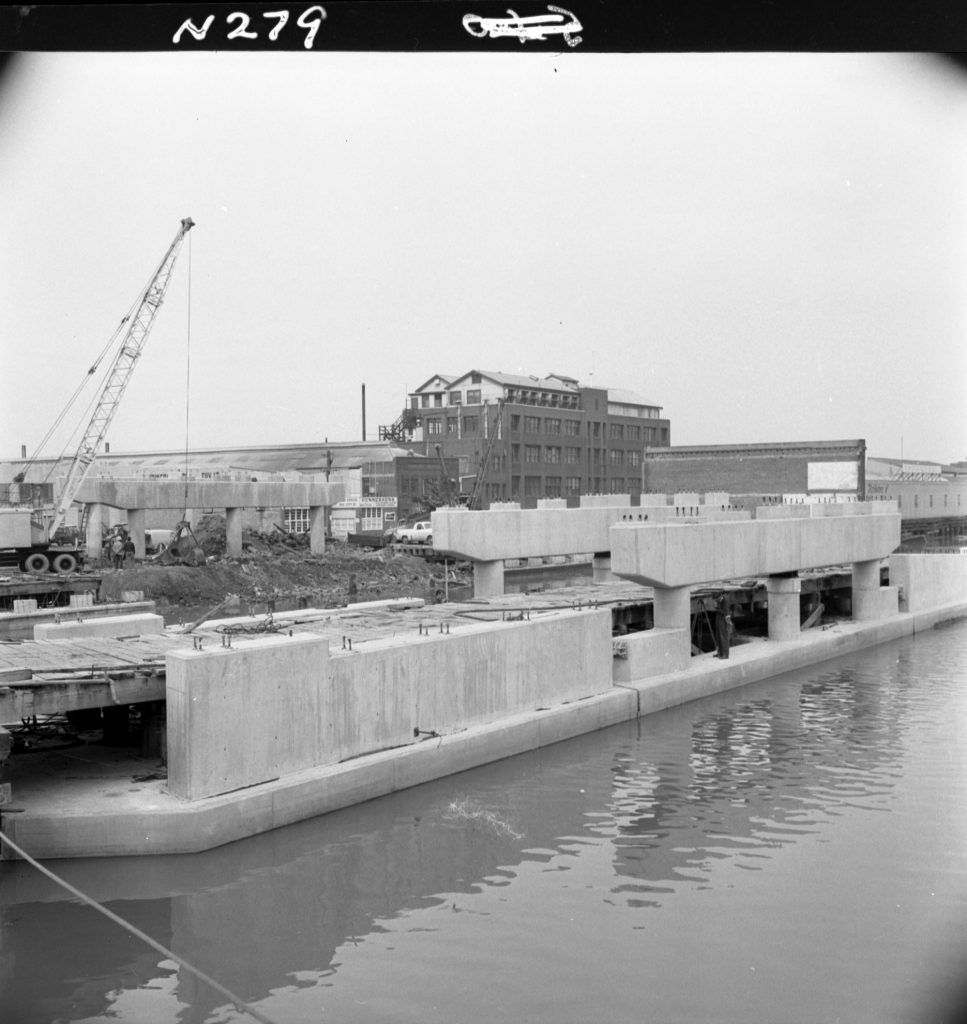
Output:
top-left (393, 521), bottom-right (433, 545)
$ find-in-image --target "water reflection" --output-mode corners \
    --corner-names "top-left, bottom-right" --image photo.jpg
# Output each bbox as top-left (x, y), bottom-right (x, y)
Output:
top-left (2, 623), bottom-right (966, 1024)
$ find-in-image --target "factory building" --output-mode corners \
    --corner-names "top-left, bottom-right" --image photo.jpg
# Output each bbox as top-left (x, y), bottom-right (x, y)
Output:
top-left (379, 370), bottom-right (671, 505)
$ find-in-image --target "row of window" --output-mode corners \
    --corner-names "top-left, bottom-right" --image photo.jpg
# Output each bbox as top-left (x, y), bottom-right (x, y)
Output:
top-left (421, 413), bottom-right (666, 442)
top-left (511, 445), bottom-right (643, 467)
top-left (902, 493), bottom-right (963, 508)
top-left (513, 477), bottom-right (640, 498)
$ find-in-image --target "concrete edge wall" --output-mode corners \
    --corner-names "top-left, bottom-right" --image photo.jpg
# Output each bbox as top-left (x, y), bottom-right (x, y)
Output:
top-left (890, 553), bottom-right (967, 613)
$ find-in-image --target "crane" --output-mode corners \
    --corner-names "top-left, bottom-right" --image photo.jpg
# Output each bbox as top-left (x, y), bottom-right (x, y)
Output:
top-left (1, 218), bottom-right (195, 574)
top-left (47, 217), bottom-right (195, 541)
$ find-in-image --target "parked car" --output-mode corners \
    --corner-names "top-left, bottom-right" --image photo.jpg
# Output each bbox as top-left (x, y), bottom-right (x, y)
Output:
top-left (393, 521), bottom-right (433, 545)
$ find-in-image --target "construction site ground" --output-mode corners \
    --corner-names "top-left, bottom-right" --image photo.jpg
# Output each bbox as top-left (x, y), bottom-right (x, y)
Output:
top-left (94, 517), bottom-right (468, 613)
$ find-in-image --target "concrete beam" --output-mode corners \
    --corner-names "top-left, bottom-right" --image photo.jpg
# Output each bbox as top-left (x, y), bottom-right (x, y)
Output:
top-left (75, 478), bottom-right (345, 511)
top-left (610, 514), bottom-right (901, 589)
top-left (34, 613), bottom-right (165, 640)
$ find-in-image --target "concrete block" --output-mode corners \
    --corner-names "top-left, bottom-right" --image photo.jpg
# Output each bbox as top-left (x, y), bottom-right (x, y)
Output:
top-left (890, 554), bottom-right (967, 613)
top-left (853, 585), bottom-right (898, 622)
top-left (612, 627), bottom-right (690, 681)
top-left (327, 610), bottom-right (614, 761)
top-left (13, 599), bottom-right (37, 614)
top-left (166, 634), bottom-right (329, 800)
top-left (69, 593), bottom-right (95, 607)
top-left (34, 613), bottom-right (165, 640)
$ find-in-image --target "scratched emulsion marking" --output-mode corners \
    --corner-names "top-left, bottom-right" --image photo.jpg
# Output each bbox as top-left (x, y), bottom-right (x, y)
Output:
top-left (462, 5), bottom-right (583, 47)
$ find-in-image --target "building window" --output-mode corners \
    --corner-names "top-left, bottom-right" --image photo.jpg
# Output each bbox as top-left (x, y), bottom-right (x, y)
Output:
top-left (644, 427), bottom-right (656, 442)
top-left (426, 418), bottom-right (442, 435)
top-left (546, 476), bottom-right (562, 497)
top-left (524, 476), bottom-right (542, 497)
top-left (433, 394), bottom-right (443, 407)
top-left (565, 476), bottom-right (581, 496)
top-left (510, 414), bottom-right (521, 431)
top-left (467, 389), bottom-right (481, 404)
top-left (361, 508), bottom-right (382, 531)
top-left (627, 450), bottom-right (641, 467)
top-left (565, 447), bottom-right (580, 465)
top-left (525, 445), bottom-right (541, 464)
top-left (284, 507), bottom-right (310, 533)
top-left (544, 446), bottom-right (561, 464)
top-left (626, 425), bottom-right (640, 442)
top-left (611, 478), bottom-right (625, 493)
top-left (471, 372), bottom-right (481, 384)
top-left (564, 420), bottom-right (580, 436)
top-left (592, 422), bottom-right (600, 438)
top-left (421, 394), bottom-right (429, 408)
top-left (512, 444), bottom-right (521, 464)
top-left (449, 391), bottom-right (462, 405)
top-left (593, 449), bottom-right (602, 465)
top-left (524, 415), bottom-right (541, 433)
top-left (447, 419), bottom-right (459, 435)
top-left (610, 423), bottom-right (624, 440)
top-left (610, 449), bottom-right (623, 466)
top-left (546, 418), bottom-right (561, 434)
top-left (462, 415), bottom-right (479, 433)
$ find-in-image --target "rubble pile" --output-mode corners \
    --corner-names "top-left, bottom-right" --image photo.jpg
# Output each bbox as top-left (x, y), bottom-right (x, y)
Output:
top-left (97, 516), bottom-right (471, 611)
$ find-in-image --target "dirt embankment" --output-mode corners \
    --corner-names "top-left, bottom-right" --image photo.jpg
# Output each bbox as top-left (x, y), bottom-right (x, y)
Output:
top-left (96, 516), bottom-right (465, 611)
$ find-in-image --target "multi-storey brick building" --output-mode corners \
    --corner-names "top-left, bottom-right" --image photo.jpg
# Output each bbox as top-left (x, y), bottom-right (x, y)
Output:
top-left (380, 370), bottom-right (671, 506)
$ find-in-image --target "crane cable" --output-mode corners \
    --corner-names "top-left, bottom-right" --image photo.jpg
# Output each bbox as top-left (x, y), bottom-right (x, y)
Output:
top-left (182, 227), bottom-right (193, 519)
top-left (25, 275), bottom-right (153, 489)
top-left (0, 829), bottom-right (283, 1024)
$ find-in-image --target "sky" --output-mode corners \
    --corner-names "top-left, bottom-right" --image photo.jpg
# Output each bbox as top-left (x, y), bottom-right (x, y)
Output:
top-left (1, 48), bottom-right (965, 464)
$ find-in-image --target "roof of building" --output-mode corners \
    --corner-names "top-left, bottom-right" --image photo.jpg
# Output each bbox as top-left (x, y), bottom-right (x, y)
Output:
top-left (606, 387), bottom-right (661, 409)
top-left (411, 374), bottom-right (458, 393)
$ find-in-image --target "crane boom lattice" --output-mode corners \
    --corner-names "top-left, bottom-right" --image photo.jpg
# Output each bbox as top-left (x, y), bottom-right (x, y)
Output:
top-left (49, 217), bottom-right (195, 538)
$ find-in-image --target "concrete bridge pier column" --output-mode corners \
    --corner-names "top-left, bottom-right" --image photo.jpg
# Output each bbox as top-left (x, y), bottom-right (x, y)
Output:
top-left (309, 505), bottom-right (328, 555)
top-left (127, 508), bottom-right (146, 559)
top-left (851, 558), bottom-right (896, 622)
top-left (473, 560), bottom-right (505, 599)
top-left (652, 585), bottom-right (691, 629)
top-left (767, 575), bottom-right (802, 641)
top-left (85, 503), bottom-right (105, 561)
top-left (592, 552), bottom-right (614, 583)
top-left (225, 507), bottom-right (244, 558)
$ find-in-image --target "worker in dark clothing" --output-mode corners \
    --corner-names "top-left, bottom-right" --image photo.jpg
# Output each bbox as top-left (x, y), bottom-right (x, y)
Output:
top-left (713, 593), bottom-right (731, 659)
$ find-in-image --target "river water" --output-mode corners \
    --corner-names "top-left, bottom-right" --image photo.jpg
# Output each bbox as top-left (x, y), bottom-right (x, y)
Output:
top-left (2, 620), bottom-right (966, 1024)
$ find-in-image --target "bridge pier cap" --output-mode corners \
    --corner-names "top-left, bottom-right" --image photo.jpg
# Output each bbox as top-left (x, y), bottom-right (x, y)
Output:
top-left (609, 515), bottom-right (900, 589)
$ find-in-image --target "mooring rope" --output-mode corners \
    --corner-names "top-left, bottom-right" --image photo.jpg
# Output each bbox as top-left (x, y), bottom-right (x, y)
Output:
top-left (0, 829), bottom-right (282, 1024)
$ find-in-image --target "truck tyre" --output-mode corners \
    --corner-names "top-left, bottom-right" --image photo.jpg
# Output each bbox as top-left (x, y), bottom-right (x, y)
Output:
top-left (53, 553), bottom-right (79, 574)
top-left (24, 552), bottom-right (50, 573)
